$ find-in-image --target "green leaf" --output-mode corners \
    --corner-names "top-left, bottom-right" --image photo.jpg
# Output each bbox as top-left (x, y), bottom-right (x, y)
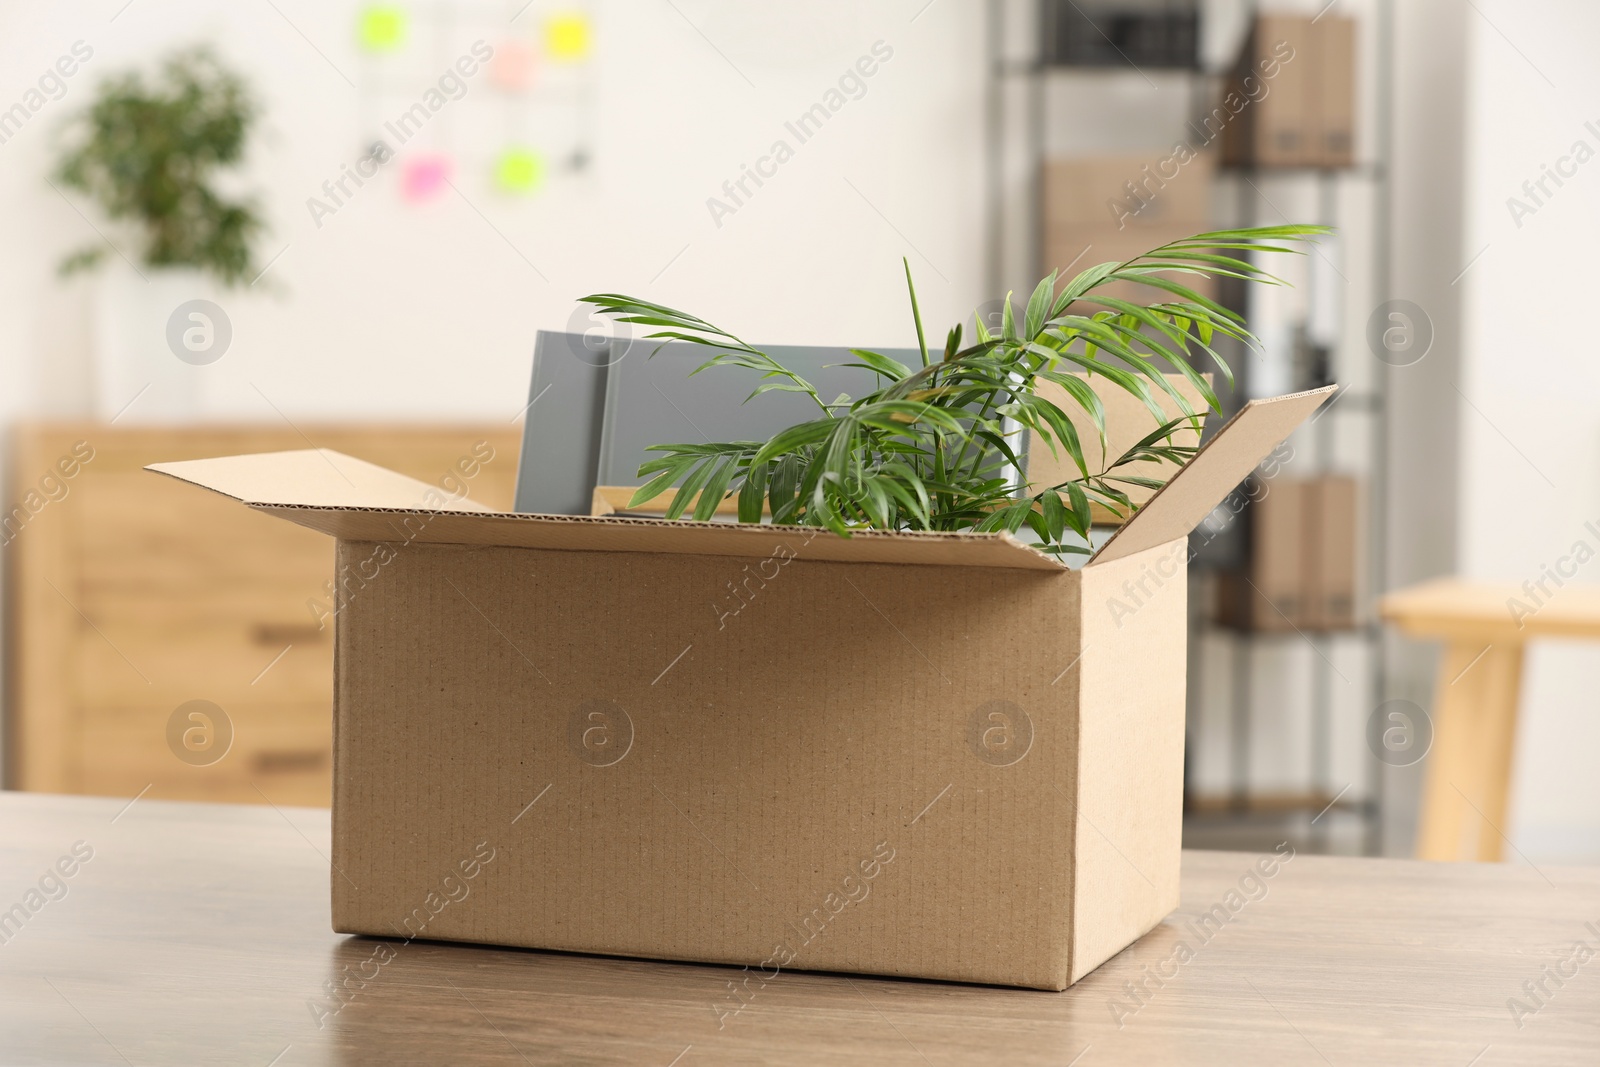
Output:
top-left (1023, 272), bottom-right (1056, 340)
top-left (738, 460), bottom-right (768, 523)
top-left (693, 456), bottom-right (738, 521)
top-left (904, 257), bottom-right (929, 368)
top-left (845, 348), bottom-right (914, 380)
top-left (1041, 490), bottom-right (1066, 541)
top-left (592, 223), bottom-right (1326, 556)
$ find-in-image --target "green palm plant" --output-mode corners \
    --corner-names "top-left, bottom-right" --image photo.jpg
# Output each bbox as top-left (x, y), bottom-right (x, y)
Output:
top-left (581, 225), bottom-right (1327, 557)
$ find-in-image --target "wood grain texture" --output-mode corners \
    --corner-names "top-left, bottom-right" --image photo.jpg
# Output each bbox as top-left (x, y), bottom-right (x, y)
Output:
top-left (4, 425), bottom-right (519, 805)
top-left (3, 792), bottom-right (1598, 1065)
top-left (1378, 579), bottom-right (1597, 862)
top-left (1414, 643), bottom-right (1525, 863)
top-left (1381, 577), bottom-right (1600, 641)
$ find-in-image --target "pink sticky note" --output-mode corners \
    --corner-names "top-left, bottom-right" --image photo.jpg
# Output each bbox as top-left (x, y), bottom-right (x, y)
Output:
top-left (402, 154), bottom-right (452, 202)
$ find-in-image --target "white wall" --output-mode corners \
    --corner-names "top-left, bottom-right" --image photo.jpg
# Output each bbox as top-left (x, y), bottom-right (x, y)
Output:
top-left (0, 0), bottom-right (987, 427)
top-left (0, 0), bottom-right (987, 774)
top-left (1459, 0), bottom-right (1600, 862)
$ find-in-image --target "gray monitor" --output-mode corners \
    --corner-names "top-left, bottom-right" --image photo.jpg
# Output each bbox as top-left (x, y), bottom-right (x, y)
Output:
top-left (513, 330), bottom-right (921, 515)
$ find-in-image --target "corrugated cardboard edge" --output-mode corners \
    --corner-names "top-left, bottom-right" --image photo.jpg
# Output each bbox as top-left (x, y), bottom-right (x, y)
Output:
top-left (147, 451), bottom-right (1069, 572)
top-left (147, 449), bottom-right (499, 512)
top-left (330, 540), bottom-right (352, 934)
top-left (1069, 539), bottom-right (1188, 983)
top-left (1087, 385), bottom-right (1337, 566)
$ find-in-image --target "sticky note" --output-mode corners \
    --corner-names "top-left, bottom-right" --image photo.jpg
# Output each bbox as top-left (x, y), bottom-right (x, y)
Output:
top-left (358, 5), bottom-right (409, 52)
top-left (402, 153), bottom-right (451, 202)
top-left (546, 12), bottom-right (592, 60)
top-left (494, 148), bottom-right (545, 194)
top-left (490, 39), bottom-right (538, 91)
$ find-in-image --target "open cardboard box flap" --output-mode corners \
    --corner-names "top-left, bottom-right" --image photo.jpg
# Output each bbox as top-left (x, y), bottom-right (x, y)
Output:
top-left (1088, 384), bottom-right (1336, 564)
top-left (146, 385), bottom-right (1332, 571)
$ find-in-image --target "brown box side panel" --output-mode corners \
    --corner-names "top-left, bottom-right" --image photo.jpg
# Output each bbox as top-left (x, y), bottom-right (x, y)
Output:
top-left (1025, 374), bottom-right (1210, 515)
top-left (1043, 154), bottom-right (1215, 229)
top-left (332, 538), bottom-right (1084, 989)
top-left (1044, 222), bottom-right (1220, 308)
top-left (1255, 16), bottom-right (1316, 167)
top-left (1316, 16), bottom-right (1357, 167)
top-left (1306, 474), bottom-right (1360, 630)
top-left (1070, 540), bottom-right (1187, 983)
top-left (1253, 477), bottom-right (1307, 630)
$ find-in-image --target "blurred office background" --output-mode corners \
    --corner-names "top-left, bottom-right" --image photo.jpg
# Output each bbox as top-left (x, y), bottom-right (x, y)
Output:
top-left (1, 0), bottom-right (1597, 866)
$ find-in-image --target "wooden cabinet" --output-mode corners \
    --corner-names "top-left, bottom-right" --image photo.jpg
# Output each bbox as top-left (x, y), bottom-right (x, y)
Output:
top-left (4, 425), bottom-right (520, 806)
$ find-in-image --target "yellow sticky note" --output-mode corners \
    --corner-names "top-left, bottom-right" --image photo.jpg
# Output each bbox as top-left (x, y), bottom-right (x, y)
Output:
top-left (546, 12), bottom-right (592, 60)
top-left (358, 5), bottom-right (408, 52)
top-left (495, 147), bottom-right (545, 193)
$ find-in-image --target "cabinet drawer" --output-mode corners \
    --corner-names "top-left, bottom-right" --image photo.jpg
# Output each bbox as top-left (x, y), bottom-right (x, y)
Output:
top-left (78, 701), bottom-right (333, 806)
top-left (7, 423), bottom-right (520, 803)
top-left (73, 631), bottom-right (332, 712)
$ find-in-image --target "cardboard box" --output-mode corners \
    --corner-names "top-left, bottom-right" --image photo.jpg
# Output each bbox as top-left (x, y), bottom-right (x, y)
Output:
top-left (1045, 222), bottom-right (1220, 308)
top-left (1216, 474), bottom-right (1360, 632)
top-left (1221, 14), bottom-right (1356, 168)
top-left (1304, 474), bottom-right (1359, 629)
top-left (149, 386), bottom-right (1332, 991)
top-left (1042, 153), bottom-right (1217, 308)
top-left (1222, 15), bottom-right (1313, 167)
top-left (1043, 153), bottom-right (1215, 230)
top-left (1314, 16), bottom-right (1357, 168)
top-left (1218, 477), bottom-right (1306, 631)
top-left (1026, 373), bottom-right (1210, 522)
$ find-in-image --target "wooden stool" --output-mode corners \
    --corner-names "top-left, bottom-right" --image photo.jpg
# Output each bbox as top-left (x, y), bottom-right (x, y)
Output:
top-left (1381, 579), bottom-right (1600, 861)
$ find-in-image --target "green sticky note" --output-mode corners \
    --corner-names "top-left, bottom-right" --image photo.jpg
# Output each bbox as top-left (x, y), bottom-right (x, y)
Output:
top-left (358, 5), bottom-right (408, 52)
top-left (495, 148), bottom-right (545, 193)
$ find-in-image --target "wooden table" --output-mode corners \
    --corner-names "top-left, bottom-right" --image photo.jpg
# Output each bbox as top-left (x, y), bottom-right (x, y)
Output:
top-left (3, 793), bottom-right (1598, 1064)
top-left (1382, 578), bottom-right (1600, 862)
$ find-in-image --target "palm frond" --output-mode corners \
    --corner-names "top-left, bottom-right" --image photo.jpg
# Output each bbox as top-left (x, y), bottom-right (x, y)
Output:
top-left (580, 225), bottom-right (1329, 555)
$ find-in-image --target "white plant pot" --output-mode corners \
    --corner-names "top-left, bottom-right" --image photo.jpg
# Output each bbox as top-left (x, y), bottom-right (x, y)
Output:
top-left (92, 266), bottom-right (232, 422)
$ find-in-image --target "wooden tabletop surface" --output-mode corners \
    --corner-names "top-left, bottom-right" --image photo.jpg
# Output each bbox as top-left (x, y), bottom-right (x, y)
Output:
top-left (1381, 577), bottom-right (1600, 641)
top-left (2, 792), bottom-right (1598, 1065)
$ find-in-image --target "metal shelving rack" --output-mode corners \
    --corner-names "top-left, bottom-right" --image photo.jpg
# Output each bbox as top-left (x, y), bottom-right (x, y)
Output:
top-left (986, 0), bottom-right (1395, 855)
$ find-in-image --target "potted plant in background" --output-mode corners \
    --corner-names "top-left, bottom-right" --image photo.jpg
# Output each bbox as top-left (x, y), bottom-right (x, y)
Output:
top-left (54, 47), bottom-right (263, 421)
top-left (582, 224), bottom-right (1327, 555)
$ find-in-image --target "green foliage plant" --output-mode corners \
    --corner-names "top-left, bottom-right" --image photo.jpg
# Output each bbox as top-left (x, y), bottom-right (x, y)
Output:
top-left (54, 47), bottom-right (262, 286)
top-left (582, 225), bottom-right (1327, 558)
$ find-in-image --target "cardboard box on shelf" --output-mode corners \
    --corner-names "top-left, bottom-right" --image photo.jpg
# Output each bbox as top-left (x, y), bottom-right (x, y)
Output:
top-left (1043, 153), bottom-right (1216, 230)
top-left (1305, 474), bottom-right (1360, 629)
top-left (149, 384), bottom-right (1333, 991)
top-left (1315, 16), bottom-right (1357, 168)
top-left (1221, 14), bottom-right (1312, 168)
top-left (1215, 473), bottom-right (1361, 632)
top-left (1221, 14), bottom-right (1356, 169)
top-left (1044, 221), bottom-right (1220, 307)
top-left (1216, 478), bottom-right (1304, 632)
top-left (1042, 152), bottom-right (1217, 307)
